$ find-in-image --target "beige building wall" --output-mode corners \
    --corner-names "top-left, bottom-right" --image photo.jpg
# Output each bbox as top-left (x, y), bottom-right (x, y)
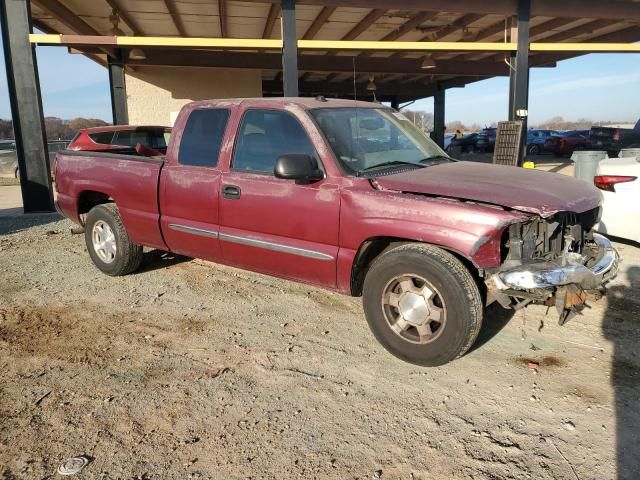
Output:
top-left (125, 67), bottom-right (262, 125)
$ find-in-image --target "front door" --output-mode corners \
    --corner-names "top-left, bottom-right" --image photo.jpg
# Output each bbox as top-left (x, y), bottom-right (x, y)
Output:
top-left (219, 108), bottom-right (340, 288)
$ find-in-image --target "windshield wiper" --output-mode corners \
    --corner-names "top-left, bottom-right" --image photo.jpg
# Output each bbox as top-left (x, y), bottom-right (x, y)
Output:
top-left (419, 155), bottom-right (453, 163)
top-left (356, 160), bottom-right (425, 176)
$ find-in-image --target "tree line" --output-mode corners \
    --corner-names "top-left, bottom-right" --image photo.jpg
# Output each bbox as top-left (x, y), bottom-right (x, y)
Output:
top-left (404, 111), bottom-right (631, 134)
top-left (0, 117), bottom-right (110, 141)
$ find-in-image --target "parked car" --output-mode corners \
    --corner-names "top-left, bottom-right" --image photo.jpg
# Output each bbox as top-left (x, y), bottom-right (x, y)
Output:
top-left (54, 98), bottom-right (618, 366)
top-left (68, 125), bottom-right (171, 153)
top-left (587, 119), bottom-right (640, 156)
top-left (446, 133), bottom-right (478, 154)
top-left (443, 133), bottom-right (455, 150)
top-left (0, 141), bottom-right (17, 178)
top-left (544, 130), bottom-right (589, 156)
top-left (0, 140), bottom-right (68, 179)
top-left (526, 129), bottom-right (561, 155)
top-left (595, 154), bottom-right (640, 243)
top-left (50, 125), bottom-right (170, 179)
top-left (475, 128), bottom-right (497, 152)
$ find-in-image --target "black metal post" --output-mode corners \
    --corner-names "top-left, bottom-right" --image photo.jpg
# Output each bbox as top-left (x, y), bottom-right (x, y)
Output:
top-left (0, 0), bottom-right (54, 212)
top-left (108, 49), bottom-right (128, 125)
top-left (281, 0), bottom-right (299, 97)
top-left (390, 97), bottom-right (399, 110)
top-left (509, 0), bottom-right (530, 164)
top-left (433, 89), bottom-right (445, 149)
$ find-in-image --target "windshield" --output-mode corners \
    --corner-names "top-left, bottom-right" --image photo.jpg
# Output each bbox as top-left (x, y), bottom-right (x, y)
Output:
top-left (310, 107), bottom-right (449, 175)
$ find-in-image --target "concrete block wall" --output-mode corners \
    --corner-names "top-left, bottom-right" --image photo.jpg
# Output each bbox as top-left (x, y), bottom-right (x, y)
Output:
top-left (125, 66), bottom-right (262, 125)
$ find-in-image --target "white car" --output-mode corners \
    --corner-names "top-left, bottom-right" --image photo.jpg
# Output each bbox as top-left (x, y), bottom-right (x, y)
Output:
top-left (595, 155), bottom-right (640, 243)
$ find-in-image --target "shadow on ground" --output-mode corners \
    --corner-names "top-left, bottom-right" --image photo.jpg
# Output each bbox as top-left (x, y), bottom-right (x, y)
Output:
top-left (0, 212), bottom-right (61, 235)
top-left (469, 304), bottom-right (515, 353)
top-left (135, 250), bottom-right (191, 274)
top-left (604, 266), bottom-right (640, 479)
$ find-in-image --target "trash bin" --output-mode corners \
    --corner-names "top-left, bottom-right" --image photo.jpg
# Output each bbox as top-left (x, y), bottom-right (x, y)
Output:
top-left (618, 148), bottom-right (640, 159)
top-left (572, 150), bottom-right (607, 183)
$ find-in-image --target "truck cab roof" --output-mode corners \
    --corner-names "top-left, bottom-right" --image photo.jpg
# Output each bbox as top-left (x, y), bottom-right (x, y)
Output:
top-left (186, 97), bottom-right (385, 111)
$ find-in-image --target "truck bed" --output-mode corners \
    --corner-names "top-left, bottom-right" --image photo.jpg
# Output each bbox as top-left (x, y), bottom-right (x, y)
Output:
top-left (54, 149), bottom-right (167, 250)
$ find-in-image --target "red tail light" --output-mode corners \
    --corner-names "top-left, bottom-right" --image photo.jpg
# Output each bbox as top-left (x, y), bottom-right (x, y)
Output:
top-left (594, 175), bottom-right (637, 192)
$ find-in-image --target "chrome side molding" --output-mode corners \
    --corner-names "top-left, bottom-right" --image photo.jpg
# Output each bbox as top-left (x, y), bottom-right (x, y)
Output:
top-left (168, 223), bottom-right (219, 238)
top-left (219, 232), bottom-right (333, 261)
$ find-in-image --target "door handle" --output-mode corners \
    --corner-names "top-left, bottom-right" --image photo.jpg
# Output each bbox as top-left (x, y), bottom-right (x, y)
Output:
top-left (222, 184), bottom-right (241, 200)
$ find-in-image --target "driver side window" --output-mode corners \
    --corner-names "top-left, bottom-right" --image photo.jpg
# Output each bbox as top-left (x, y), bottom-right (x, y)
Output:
top-left (232, 109), bottom-right (316, 174)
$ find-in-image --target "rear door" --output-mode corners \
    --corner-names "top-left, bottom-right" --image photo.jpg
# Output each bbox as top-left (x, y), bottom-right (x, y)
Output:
top-left (159, 107), bottom-right (231, 260)
top-left (218, 107), bottom-right (340, 288)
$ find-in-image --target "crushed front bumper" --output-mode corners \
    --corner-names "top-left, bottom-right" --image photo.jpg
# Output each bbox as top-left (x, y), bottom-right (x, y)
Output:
top-left (493, 233), bottom-right (619, 291)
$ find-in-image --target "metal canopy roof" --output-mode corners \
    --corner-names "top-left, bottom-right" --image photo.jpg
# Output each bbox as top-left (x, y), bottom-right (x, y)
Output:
top-left (29, 0), bottom-right (640, 101)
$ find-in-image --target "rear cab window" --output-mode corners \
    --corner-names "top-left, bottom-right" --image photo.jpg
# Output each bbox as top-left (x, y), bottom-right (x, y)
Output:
top-left (113, 129), bottom-right (168, 149)
top-left (178, 108), bottom-right (230, 167)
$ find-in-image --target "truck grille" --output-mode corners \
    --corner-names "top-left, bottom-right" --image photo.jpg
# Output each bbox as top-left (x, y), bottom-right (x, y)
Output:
top-left (503, 207), bottom-right (601, 266)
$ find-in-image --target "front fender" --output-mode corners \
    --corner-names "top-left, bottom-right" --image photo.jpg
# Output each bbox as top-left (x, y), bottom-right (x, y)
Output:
top-left (340, 188), bottom-right (530, 268)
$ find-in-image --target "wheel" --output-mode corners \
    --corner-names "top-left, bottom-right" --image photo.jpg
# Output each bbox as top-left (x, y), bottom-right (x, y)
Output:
top-left (362, 243), bottom-right (483, 366)
top-left (84, 203), bottom-right (144, 276)
top-left (528, 144), bottom-right (540, 155)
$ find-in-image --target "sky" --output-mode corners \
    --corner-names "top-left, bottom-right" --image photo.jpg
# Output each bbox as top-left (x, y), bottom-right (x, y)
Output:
top-left (411, 53), bottom-right (640, 126)
top-left (0, 34), bottom-right (638, 125)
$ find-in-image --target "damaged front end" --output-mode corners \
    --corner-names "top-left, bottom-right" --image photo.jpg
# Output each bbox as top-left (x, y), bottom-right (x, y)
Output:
top-left (486, 207), bottom-right (619, 324)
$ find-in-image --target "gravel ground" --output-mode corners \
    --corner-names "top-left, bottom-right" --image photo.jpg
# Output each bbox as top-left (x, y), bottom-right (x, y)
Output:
top-left (1, 214), bottom-right (639, 480)
top-left (0, 177), bottom-right (19, 186)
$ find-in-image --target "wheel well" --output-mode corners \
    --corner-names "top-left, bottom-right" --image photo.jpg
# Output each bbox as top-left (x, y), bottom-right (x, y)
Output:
top-left (350, 237), bottom-right (482, 297)
top-left (78, 190), bottom-right (112, 215)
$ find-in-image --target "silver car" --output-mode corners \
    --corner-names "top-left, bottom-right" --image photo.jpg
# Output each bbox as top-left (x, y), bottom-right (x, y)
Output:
top-left (0, 140), bottom-right (18, 179)
top-left (0, 140), bottom-right (69, 179)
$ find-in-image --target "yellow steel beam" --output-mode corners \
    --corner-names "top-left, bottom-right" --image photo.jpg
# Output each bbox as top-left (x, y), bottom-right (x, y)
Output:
top-left (27, 34), bottom-right (640, 53)
top-left (29, 33), bottom-right (61, 43)
top-left (117, 36), bottom-right (282, 49)
top-left (297, 40), bottom-right (516, 51)
top-left (530, 42), bottom-right (640, 52)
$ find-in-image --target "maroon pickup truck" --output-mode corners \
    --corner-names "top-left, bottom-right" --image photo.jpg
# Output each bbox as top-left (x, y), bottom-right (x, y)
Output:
top-left (54, 98), bottom-right (618, 366)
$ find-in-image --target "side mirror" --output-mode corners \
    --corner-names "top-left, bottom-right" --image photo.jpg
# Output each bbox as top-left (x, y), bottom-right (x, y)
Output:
top-left (274, 154), bottom-right (323, 182)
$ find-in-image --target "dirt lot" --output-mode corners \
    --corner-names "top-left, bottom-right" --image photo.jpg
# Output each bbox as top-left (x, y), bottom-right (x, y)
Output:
top-left (1, 211), bottom-right (639, 480)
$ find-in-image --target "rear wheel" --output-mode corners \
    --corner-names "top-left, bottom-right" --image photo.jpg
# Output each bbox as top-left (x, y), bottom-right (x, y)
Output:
top-left (84, 203), bottom-right (143, 276)
top-left (362, 243), bottom-right (483, 366)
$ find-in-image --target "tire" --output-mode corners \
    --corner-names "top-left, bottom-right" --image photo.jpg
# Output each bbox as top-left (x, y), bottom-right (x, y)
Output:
top-left (528, 144), bottom-right (540, 155)
top-left (84, 203), bottom-right (144, 276)
top-left (362, 243), bottom-right (483, 366)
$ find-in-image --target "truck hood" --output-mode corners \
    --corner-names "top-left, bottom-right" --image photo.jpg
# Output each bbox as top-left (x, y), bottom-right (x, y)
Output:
top-left (374, 161), bottom-right (602, 217)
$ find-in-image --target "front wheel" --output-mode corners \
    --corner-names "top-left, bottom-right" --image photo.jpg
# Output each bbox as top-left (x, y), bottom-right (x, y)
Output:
top-left (84, 203), bottom-right (144, 276)
top-left (362, 243), bottom-right (483, 366)
top-left (528, 144), bottom-right (540, 155)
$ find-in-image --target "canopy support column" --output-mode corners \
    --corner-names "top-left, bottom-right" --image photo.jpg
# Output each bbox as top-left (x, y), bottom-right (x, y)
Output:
top-left (433, 89), bottom-right (446, 149)
top-left (108, 49), bottom-right (129, 125)
top-left (281, 0), bottom-right (299, 97)
top-left (0, 0), bottom-right (54, 212)
top-left (509, 0), bottom-right (531, 165)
